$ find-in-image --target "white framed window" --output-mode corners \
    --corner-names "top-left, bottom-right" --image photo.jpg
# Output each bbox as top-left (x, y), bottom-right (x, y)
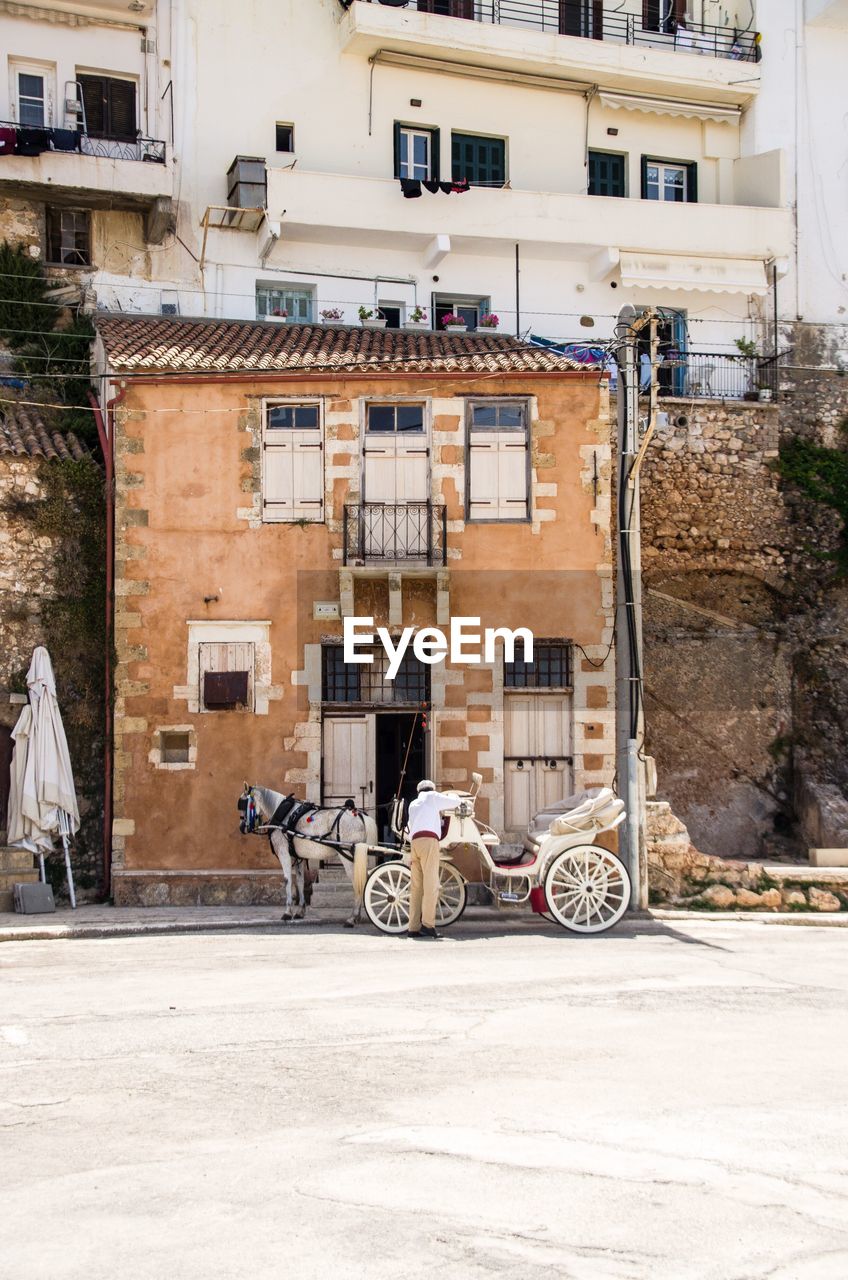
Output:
top-left (175, 621), bottom-right (278, 717)
top-left (256, 284), bottom-right (315, 323)
top-left (467, 399), bottom-right (530, 522)
top-left (642, 159), bottom-right (696, 203)
top-left (10, 60), bottom-right (55, 127)
top-left (262, 399), bottom-right (324, 522)
top-left (396, 126), bottom-right (437, 181)
top-left (433, 294), bottom-right (490, 332)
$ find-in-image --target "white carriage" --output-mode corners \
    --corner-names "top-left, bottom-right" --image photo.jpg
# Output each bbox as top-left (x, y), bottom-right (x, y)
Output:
top-left (362, 773), bottom-right (631, 936)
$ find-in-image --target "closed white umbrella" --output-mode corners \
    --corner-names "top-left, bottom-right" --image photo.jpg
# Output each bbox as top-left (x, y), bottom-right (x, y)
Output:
top-left (7, 646), bottom-right (80, 908)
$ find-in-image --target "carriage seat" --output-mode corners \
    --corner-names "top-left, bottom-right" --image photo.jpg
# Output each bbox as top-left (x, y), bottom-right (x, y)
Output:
top-left (490, 845), bottom-right (536, 868)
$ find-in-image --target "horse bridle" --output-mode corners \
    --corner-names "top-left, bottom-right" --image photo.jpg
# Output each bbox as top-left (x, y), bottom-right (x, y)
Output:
top-left (238, 785), bottom-right (258, 835)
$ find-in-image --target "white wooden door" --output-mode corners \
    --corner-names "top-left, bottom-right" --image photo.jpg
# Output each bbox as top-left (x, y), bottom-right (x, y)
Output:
top-left (323, 715), bottom-right (376, 811)
top-left (504, 693), bottom-right (573, 831)
top-left (263, 405), bottom-right (323, 521)
top-left (468, 430), bottom-right (528, 520)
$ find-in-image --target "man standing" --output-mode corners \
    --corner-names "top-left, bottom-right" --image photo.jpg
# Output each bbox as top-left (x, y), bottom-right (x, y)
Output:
top-left (406, 779), bottom-right (459, 940)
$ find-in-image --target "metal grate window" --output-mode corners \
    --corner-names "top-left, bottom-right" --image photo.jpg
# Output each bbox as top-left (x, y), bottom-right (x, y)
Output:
top-left (322, 645), bottom-right (430, 705)
top-left (505, 641), bottom-right (572, 689)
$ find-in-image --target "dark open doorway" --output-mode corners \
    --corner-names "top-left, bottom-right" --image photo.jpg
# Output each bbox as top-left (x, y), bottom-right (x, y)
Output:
top-left (375, 711), bottom-right (426, 843)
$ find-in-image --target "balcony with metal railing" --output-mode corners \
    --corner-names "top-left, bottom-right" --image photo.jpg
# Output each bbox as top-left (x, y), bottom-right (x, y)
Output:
top-left (341, 0), bottom-right (762, 103)
top-left (343, 502), bottom-right (448, 566)
top-left (0, 122), bottom-right (172, 224)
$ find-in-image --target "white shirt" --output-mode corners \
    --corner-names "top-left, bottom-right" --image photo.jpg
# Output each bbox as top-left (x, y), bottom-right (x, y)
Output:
top-left (407, 789), bottom-right (459, 840)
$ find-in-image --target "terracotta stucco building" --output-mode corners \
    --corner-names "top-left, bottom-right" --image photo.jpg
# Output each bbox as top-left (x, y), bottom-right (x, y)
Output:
top-left (95, 316), bottom-right (615, 905)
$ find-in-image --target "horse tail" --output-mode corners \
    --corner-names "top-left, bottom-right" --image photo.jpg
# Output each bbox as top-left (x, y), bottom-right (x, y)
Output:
top-left (352, 841), bottom-right (368, 902)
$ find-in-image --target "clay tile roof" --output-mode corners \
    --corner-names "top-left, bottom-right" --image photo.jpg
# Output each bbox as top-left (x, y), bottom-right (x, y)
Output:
top-left (0, 399), bottom-right (89, 463)
top-left (95, 314), bottom-right (582, 376)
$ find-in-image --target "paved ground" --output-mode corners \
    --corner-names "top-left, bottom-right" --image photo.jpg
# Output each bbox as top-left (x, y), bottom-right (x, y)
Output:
top-left (1, 918), bottom-right (847, 1280)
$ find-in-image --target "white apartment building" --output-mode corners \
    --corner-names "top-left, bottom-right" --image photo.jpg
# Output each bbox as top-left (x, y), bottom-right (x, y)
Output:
top-left (2, 0), bottom-right (845, 384)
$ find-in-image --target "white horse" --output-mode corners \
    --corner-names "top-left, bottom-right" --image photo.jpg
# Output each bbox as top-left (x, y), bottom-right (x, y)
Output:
top-left (241, 785), bottom-right (378, 926)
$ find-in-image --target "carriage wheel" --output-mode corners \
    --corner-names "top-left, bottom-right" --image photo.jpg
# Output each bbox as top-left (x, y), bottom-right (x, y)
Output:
top-left (543, 844), bottom-right (630, 934)
top-left (363, 860), bottom-right (467, 935)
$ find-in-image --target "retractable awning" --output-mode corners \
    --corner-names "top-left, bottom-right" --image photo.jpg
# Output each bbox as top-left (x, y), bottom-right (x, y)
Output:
top-left (598, 91), bottom-right (742, 124)
top-left (619, 252), bottom-right (769, 295)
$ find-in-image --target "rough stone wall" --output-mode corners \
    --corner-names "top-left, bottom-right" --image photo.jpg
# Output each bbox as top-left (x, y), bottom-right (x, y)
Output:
top-left (0, 455), bottom-right (103, 894)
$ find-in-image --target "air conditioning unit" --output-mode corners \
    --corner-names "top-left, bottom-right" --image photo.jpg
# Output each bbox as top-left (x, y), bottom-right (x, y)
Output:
top-left (227, 155), bottom-right (267, 210)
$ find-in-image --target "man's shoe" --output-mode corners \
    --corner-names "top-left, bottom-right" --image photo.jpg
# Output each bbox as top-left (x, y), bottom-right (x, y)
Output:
top-left (406, 930), bottom-right (420, 938)
top-left (418, 926), bottom-right (443, 940)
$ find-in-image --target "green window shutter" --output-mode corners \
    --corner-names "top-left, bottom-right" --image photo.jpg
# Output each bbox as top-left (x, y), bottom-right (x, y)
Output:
top-left (430, 127), bottom-right (440, 182)
top-left (640, 155), bottom-right (649, 198)
top-left (686, 161), bottom-right (698, 203)
top-left (589, 152), bottom-right (625, 197)
top-left (393, 121), bottom-right (402, 179)
top-left (452, 133), bottom-right (505, 186)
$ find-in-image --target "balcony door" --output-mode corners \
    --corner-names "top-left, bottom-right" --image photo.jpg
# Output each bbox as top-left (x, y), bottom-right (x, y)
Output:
top-left (363, 403), bottom-right (429, 558)
top-left (416, 1), bottom-right (475, 18)
top-left (642, 0), bottom-right (686, 33)
top-left (559, 0), bottom-right (603, 39)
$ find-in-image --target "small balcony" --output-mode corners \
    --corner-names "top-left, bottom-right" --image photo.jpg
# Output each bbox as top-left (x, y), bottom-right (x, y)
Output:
top-left (0, 123), bottom-right (172, 226)
top-left (341, 1), bottom-right (761, 103)
top-left (343, 502), bottom-right (448, 566)
top-left (657, 351), bottom-right (779, 401)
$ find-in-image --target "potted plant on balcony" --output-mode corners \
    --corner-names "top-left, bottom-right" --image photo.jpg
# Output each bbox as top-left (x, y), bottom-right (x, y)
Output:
top-left (359, 306), bottom-right (386, 330)
top-left (734, 335), bottom-right (761, 400)
top-left (441, 312), bottom-right (467, 333)
top-left (479, 313), bottom-right (500, 330)
top-left (320, 308), bottom-right (345, 327)
top-left (405, 305), bottom-right (429, 332)
top-left (267, 308), bottom-right (288, 324)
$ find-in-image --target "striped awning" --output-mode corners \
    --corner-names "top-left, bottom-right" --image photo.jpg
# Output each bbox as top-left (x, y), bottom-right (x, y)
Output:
top-left (599, 91), bottom-right (741, 124)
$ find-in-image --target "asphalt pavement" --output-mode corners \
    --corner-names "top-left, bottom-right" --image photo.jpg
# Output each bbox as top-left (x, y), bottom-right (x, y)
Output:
top-left (1, 917), bottom-right (847, 1279)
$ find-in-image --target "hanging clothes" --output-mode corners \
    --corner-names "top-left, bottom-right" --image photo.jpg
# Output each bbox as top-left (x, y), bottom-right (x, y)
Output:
top-left (439, 182), bottom-right (454, 195)
top-left (50, 129), bottom-right (81, 153)
top-left (423, 179), bottom-right (441, 194)
top-left (0, 127), bottom-right (17, 156)
top-left (400, 178), bottom-right (422, 199)
top-left (451, 178), bottom-right (470, 194)
top-left (15, 128), bottom-right (50, 156)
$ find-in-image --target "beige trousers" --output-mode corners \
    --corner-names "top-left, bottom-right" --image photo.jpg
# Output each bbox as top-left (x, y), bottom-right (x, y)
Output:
top-left (408, 836), bottom-right (441, 931)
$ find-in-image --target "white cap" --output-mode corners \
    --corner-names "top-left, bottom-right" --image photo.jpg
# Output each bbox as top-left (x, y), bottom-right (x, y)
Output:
top-left (416, 779), bottom-right (436, 793)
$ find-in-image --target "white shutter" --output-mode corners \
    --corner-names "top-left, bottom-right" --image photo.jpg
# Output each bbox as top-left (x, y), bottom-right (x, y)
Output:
top-left (470, 431), bottom-right (528, 520)
top-left (504, 693), bottom-right (573, 830)
top-left (263, 407), bottom-right (323, 522)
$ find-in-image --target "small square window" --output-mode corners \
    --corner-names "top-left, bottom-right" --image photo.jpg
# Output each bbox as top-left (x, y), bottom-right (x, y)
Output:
top-left (471, 402), bottom-right (525, 430)
top-left (161, 731), bottom-right (190, 764)
top-left (275, 123), bottom-right (294, 152)
top-left (267, 404), bottom-right (320, 430)
top-left (46, 208), bottom-right (91, 267)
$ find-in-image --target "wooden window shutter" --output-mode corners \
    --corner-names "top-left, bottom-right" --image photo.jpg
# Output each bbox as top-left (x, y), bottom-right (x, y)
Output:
top-left (203, 671), bottom-right (249, 710)
top-left (107, 79), bottom-right (137, 140)
top-left (640, 155), bottom-right (649, 198)
top-left (78, 75), bottom-right (105, 136)
top-left (686, 161), bottom-right (698, 203)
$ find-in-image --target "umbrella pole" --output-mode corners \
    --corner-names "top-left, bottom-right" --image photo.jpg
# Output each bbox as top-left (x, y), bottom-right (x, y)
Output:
top-left (61, 833), bottom-right (77, 910)
top-left (38, 853), bottom-right (46, 884)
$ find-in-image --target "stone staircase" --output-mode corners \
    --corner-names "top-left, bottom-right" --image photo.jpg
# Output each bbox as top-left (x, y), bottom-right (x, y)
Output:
top-left (309, 862), bottom-right (355, 913)
top-left (0, 846), bottom-right (39, 913)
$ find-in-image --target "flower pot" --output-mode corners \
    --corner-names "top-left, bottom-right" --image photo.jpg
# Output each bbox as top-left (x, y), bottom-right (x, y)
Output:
top-left (478, 326), bottom-right (499, 333)
top-left (321, 320), bottom-right (346, 327)
top-left (757, 388), bottom-right (773, 402)
top-left (360, 318), bottom-right (387, 329)
top-left (265, 315), bottom-right (289, 324)
top-left (443, 323), bottom-right (467, 333)
top-left (404, 321), bottom-right (430, 332)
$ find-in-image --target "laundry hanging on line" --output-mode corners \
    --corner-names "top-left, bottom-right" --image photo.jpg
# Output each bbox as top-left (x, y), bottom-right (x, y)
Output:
top-left (400, 177), bottom-right (470, 198)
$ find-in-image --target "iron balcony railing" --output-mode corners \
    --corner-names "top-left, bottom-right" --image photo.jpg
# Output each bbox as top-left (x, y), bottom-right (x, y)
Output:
top-left (354, 1), bottom-right (760, 62)
top-left (0, 122), bottom-right (166, 164)
top-left (344, 501), bottom-right (448, 565)
top-left (655, 351), bottom-right (779, 400)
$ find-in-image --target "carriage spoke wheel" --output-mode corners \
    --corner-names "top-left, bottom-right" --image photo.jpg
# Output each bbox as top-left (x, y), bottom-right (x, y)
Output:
top-left (363, 860), bottom-right (467, 935)
top-left (543, 844), bottom-right (630, 935)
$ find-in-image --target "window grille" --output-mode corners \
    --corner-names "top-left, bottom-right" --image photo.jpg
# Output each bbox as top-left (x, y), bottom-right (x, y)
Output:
top-left (322, 645), bottom-right (430, 705)
top-left (505, 641), bottom-right (572, 689)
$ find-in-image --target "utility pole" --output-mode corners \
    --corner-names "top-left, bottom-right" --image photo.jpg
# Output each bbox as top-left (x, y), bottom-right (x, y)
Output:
top-left (614, 305), bottom-right (657, 911)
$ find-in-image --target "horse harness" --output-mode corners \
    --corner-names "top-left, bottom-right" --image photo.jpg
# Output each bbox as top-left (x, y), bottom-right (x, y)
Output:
top-left (263, 794), bottom-right (361, 863)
